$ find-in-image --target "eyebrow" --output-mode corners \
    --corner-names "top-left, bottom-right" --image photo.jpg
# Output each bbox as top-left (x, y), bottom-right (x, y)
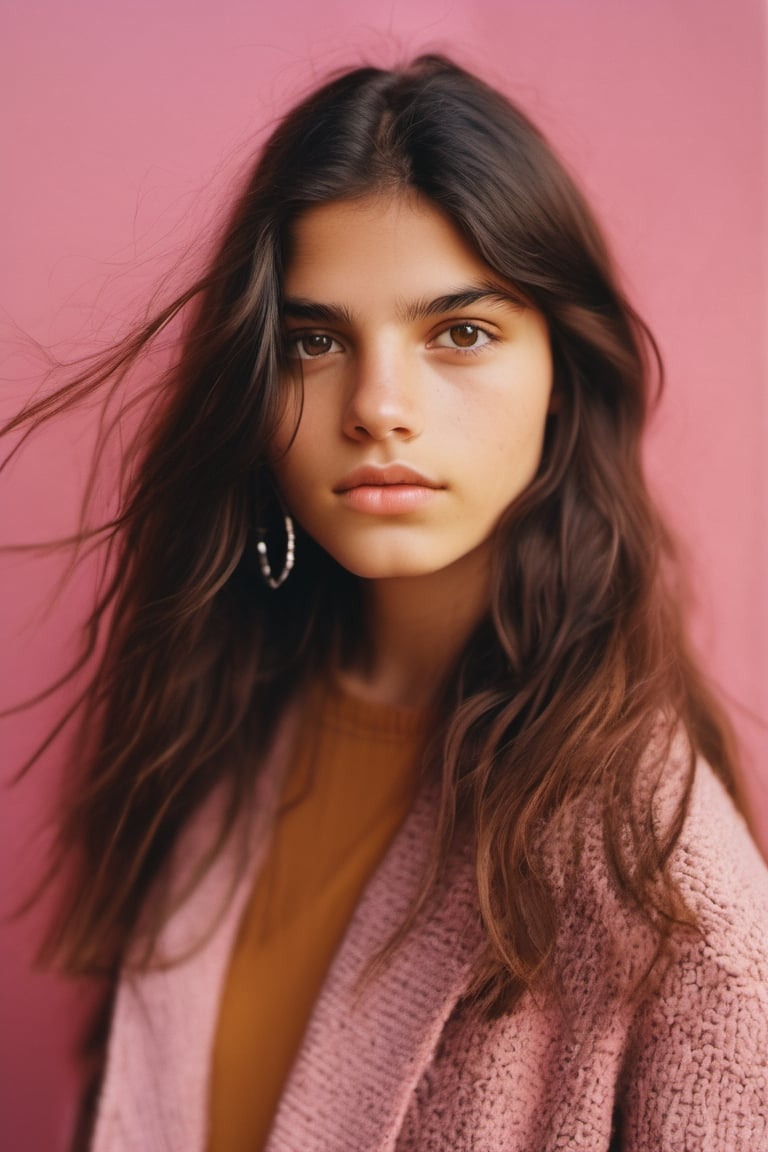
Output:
top-left (281, 282), bottom-right (526, 326)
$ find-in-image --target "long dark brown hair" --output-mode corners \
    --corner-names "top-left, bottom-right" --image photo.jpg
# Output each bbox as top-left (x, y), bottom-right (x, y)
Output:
top-left (4, 55), bottom-right (739, 1014)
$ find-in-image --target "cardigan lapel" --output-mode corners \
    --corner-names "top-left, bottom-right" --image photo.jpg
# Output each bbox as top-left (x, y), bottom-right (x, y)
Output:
top-left (91, 717), bottom-right (294, 1152)
top-left (267, 783), bottom-right (484, 1152)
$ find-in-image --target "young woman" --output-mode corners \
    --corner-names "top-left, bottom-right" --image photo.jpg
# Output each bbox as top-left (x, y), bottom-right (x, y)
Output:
top-left (6, 55), bottom-right (768, 1151)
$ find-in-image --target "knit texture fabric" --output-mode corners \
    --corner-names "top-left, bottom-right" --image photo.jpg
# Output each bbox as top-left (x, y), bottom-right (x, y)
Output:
top-left (91, 737), bottom-right (768, 1151)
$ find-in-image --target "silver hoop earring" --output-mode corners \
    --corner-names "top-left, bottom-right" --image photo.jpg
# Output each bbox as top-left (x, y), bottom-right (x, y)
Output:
top-left (256, 512), bottom-right (295, 589)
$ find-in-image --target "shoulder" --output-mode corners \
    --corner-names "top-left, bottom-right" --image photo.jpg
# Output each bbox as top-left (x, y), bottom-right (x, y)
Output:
top-left (553, 726), bottom-right (768, 978)
top-left (616, 754), bottom-right (768, 1149)
top-left (669, 755), bottom-right (768, 975)
top-left (571, 734), bottom-right (768, 1016)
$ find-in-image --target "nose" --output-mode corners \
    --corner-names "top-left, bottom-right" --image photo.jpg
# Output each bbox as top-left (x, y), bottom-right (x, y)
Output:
top-left (342, 341), bottom-right (423, 442)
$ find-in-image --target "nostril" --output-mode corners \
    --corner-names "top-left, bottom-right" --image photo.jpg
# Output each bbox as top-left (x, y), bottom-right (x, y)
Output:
top-left (352, 424), bottom-right (414, 440)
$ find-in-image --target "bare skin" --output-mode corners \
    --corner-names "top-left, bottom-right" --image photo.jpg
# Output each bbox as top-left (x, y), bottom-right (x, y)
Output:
top-left (337, 543), bottom-right (493, 707)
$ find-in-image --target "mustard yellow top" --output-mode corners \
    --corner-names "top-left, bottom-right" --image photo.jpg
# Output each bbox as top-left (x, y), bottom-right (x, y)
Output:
top-left (207, 680), bottom-right (431, 1152)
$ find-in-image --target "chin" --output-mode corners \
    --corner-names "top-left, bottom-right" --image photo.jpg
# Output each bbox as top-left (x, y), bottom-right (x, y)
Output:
top-left (339, 560), bottom-right (434, 581)
top-left (327, 546), bottom-right (459, 582)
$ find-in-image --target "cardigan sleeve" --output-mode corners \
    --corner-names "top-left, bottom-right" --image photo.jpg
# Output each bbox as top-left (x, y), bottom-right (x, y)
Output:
top-left (618, 941), bottom-right (768, 1150)
top-left (616, 758), bottom-right (768, 1151)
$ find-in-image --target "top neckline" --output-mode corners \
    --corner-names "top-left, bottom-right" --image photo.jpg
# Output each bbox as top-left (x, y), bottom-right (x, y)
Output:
top-left (308, 675), bottom-right (436, 741)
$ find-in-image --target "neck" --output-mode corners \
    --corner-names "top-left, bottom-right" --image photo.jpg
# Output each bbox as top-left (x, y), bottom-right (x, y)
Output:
top-left (337, 545), bottom-right (491, 709)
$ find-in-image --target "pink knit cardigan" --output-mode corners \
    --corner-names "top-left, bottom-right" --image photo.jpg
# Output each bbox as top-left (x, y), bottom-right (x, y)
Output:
top-left (92, 727), bottom-right (768, 1151)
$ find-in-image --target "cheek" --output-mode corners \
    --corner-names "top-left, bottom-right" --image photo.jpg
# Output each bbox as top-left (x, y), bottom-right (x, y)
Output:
top-left (475, 385), bottom-right (550, 450)
top-left (476, 385), bottom-right (553, 485)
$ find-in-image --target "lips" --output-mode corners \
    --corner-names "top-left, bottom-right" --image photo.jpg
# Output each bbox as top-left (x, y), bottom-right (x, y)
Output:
top-left (333, 464), bottom-right (442, 493)
top-left (333, 464), bottom-right (444, 515)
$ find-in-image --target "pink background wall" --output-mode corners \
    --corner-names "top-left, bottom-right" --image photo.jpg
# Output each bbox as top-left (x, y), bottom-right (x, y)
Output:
top-left (2, 1), bottom-right (766, 1148)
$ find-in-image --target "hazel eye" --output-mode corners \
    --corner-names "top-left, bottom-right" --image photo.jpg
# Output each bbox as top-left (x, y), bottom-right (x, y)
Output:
top-left (432, 323), bottom-right (493, 350)
top-left (287, 333), bottom-right (341, 360)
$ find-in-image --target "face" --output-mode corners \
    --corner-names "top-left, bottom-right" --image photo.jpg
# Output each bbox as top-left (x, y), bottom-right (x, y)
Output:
top-left (271, 192), bottom-right (554, 584)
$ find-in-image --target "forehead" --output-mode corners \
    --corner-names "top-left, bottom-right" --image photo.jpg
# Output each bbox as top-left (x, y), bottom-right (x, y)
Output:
top-left (282, 192), bottom-right (500, 305)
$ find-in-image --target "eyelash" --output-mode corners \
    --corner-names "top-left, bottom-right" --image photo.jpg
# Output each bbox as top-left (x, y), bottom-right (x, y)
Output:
top-left (432, 324), bottom-right (497, 355)
top-left (286, 332), bottom-right (344, 361)
top-left (284, 322), bottom-right (498, 361)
